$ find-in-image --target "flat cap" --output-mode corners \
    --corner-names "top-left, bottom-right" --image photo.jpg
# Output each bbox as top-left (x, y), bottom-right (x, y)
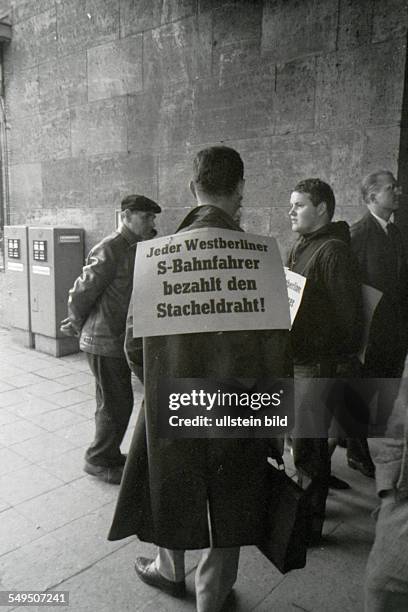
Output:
top-left (121, 194), bottom-right (161, 213)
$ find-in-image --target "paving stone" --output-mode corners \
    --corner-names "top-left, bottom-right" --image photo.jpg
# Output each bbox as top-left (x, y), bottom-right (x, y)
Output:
top-left (0, 507), bottom-right (46, 556)
top-left (0, 419), bottom-right (44, 446)
top-left (54, 420), bottom-right (93, 449)
top-left (33, 364), bottom-right (76, 379)
top-left (0, 497), bottom-right (10, 513)
top-left (75, 383), bottom-right (94, 397)
top-left (4, 372), bottom-right (48, 388)
top-left (0, 382), bottom-right (14, 393)
top-left (38, 446), bottom-right (85, 483)
top-left (50, 541), bottom-right (161, 612)
top-left (0, 365), bottom-right (27, 380)
top-left (88, 34), bottom-right (143, 101)
top-left (253, 524), bottom-right (372, 612)
top-left (9, 397), bottom-right (61, 419)
top-left (0, 446), bottom-right (31, 477)
top-left (55, 372), bottom-right (94, 389)
top-left (0, 532), bottom-right (84, 591)
top-left (70, 475), bottom-right (120, 506)
top-left (30, 407), bottom-right (87, 432)
top-left (0, 464), bottom-right (64, 505)
top-left (11, 430), bottom-right (76, 463)
top-left (66, 398), bottom-right (95, 420)
top-left (17, 481), bottom-right (102, 533)
top-left (0, 409), bottom-right (20, 426)
top-left (51, 506), bottom-right (125, 566)
top-left (27, 379), bottom-right (68, 397)
top-left (50, 388), bottom-right (92, 408)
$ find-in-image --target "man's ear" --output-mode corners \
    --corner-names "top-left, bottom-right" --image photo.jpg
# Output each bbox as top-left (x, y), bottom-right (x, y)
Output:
top-left (369, 190), bottom-right (377, 204)
top-left (189, 180), bottom-right (197, 199)
top-left (317, 201), bottom-right (327, 217)
top-left (237, 178), bottom-right (245, 198)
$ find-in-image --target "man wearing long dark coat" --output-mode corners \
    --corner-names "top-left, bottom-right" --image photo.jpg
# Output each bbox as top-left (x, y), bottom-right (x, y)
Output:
top-left (108, 146), bottom-right (292, 611)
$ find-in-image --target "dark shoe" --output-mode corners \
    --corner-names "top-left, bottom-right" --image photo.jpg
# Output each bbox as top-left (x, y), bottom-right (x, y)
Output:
top-left (134, 557), bottom-right (186, 598)
top-left (83, 461), bottom-right (123, 484)
top-left (329, 475), bottom-right (351, 490)
top-left (347, 457), bottom-right (375, 479)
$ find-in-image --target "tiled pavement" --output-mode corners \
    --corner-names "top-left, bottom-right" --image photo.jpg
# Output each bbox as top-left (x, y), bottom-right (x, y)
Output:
top-left (0, 328), bottom-right (377, 612)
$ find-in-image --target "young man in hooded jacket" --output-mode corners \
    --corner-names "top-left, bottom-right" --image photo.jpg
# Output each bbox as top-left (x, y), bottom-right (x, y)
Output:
top-left (287, 178), bottom-right (363, 544)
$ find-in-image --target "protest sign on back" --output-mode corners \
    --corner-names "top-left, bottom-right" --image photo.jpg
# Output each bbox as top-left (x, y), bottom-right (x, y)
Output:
top-left (132, 227), bottom-right (290, 337)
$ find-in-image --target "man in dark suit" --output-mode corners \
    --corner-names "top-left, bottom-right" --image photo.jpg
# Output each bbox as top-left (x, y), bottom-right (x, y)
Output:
top-left (351, 170), bottom-right (408, 439)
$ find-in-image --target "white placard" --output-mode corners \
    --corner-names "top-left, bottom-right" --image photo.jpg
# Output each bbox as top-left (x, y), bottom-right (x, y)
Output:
top-left (32, 265), bottom-right (50, 276)
top-left (284, 267), bottom-right (307, 325)
top-left (59, 235), bottom-right (81, 243)
top-left (133, 228), bottom-right (291, 337)
top-left (7, 262), bottom-right (24, 272)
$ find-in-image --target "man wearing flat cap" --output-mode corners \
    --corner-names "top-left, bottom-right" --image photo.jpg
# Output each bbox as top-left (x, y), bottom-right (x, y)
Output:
top-left (61, 195), bottom-right (161, 484)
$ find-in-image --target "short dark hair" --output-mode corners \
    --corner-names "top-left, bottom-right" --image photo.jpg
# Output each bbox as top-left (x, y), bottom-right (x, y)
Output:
top-left (192, 146), bottom-right (244, 196)
top-left (361, 170), bottom-right (395, 203)
top-left (294, 178), bottom-right (336, 220)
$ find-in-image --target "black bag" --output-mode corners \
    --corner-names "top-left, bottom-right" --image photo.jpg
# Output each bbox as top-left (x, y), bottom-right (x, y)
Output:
top-left (258, 459), bottom-right (308, 574)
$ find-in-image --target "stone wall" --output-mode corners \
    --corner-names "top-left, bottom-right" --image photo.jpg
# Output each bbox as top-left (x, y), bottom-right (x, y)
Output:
top-left (0, 0), bottom-right (407, 325)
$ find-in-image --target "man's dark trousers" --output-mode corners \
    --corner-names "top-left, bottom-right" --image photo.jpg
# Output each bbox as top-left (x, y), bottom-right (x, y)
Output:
top-left (85, 353), bottom-right (133, 468)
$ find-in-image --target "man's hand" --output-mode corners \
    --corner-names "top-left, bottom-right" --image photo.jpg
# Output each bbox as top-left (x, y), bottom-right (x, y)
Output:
top-left (60, 318), bottom-right (80, 338)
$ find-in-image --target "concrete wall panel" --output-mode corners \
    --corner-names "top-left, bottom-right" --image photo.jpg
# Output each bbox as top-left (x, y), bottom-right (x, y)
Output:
top-left (89, 153), bottom-right (158, 209)
top-left (42, 158), bottom-right (90, 210)
top-left (56, 0), bottom-right (119, 57)
top-left (262, 0), bottom-right (338, 62)
top-left (71, 97), bottom-right (128, 157)
top-left (87, 35), bottom-right (143, 101)
top-left (39, 54), bottom-right (88, 114)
